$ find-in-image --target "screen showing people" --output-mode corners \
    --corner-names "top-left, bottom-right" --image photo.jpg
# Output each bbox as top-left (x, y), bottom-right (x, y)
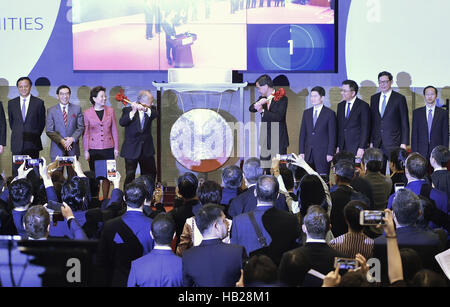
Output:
top-left (72, 0), bottom-right (336, 72)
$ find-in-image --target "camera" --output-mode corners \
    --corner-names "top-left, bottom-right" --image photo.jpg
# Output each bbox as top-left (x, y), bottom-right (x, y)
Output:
top-left (355, 157), bottom-right (362, 167)
top-left (25, 158), bottom-right (43, 169)
top-left (334, 257), bottom-right (359, 273)
top-left (360, 210), bottom-right (385, 226)
top-left (12, 155), bottom-right (31, 165)
top-left (394, 183), bottom-right (405, 193)
top-left (56, 156), bottom-right (75, 167)
top-left (279, 154), bottom-right (294, 162)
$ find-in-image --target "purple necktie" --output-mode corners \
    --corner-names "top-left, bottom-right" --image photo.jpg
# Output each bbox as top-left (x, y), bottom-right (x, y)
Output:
top-left (428, 109), bottom-right (433, 140)
top-left (21, 98), bottom-right (27, 121)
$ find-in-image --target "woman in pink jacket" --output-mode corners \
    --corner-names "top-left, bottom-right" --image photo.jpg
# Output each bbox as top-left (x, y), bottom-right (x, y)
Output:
top-left (83, 86), bottom-right (119, 198)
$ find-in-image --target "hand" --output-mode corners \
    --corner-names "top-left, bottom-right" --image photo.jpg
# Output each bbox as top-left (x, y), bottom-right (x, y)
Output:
top-left (72, 157), bottom-right (84, 177)
top-left (378, 209), bottom-right (396, 237)
top-left (61, 202), bottom-right (74, 220)
top-left (84, 151), bottom-right (90, 161)
top-left (356, 148), bottom-right (365, 159)
top-left (38, 157), bottom-right (50, 180)
top-left (400, 144), bottom-right (407, 150)
top-left (235, 269), bottom-right (244, 287)
top-left (136, 103), bottom-right (147, 112)
top-left (291, 153), bottom-right (307, 168)
top-left (272, 156), bottom-right (280, 170)
top-left (130, 102), bottom-right (138, 113)
top-left (114, 150), bottom-right (119, 158)
top-left (355, 253), bottom-right (368, 275)
top-left (153, 187), bottom-right (163, 203)
top-left (326, 155), bottom-right (333, 163)
top-left (111, 171), bottom-right (121, 189)
top-left (64, 137), bottom-right (75, 151)
top-left (17, 162), bottom-right (33, 179)
top-left (0, 145), bottom-right (4, 155)
top-left (322, 266), bottom-right (341, 287)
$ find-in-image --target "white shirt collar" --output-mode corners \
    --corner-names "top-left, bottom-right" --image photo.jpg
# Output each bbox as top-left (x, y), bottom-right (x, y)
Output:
top-left (313, 103), bottom-right (324, 111)
top-left (306, 238), bottom-right (327, 244)
top-left (154, 246), bottom-right (173, 251)
top-left (60, 103), bottom-right (69, 112)
top-left (127, 207), bottom-right (143, 213)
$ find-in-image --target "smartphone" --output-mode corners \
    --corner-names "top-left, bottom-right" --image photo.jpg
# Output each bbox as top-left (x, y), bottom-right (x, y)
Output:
top-left (12, 155), bottom-right (31, 165)
top-left (106, 160), bottom-right (117, 180)
top-left (25, 158), bottom-right (43, 169)
top-left (360, 210), bottom-right (386, 226)
top-left (334, 257), bottom-right (359, 273)
top-left (279, 154), bottom-right (294, 162)
top-left (56, 156), bottom-right (75, 166)
top-left (47, 200), bottom-right (64, 212)
top-left (394, 183), bottom-right (405, 193)
top-left (355, 157), bottom-right (362, 167)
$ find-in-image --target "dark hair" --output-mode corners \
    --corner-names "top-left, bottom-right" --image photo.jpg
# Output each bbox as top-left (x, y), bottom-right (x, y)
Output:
top-left (392, 189), bottom-right (421, 226)
top-left (339, 270), bottom-right (371, 287)
top-left (221, 165), bottom-right (243, 189)
top-left (400, 248), bottom-right (423, 283)
top-left (151, 213), bottom-right (176, 245)
top-left (124, 182), bottom-right (147, 208)
top-left (332, 151), bottom-right (355, 165)
top-left (255, 74), bottom-right (273, 88)
top-left (303, 206), bottom-right (330, 239)
top-left (311, 86), bottom-right (326, 97)
top-left (431, 145), bottom-right (450, 167)
top-left (378, 71), bottom-right (393, 81)
top-left (16, 77), bottom-right (32, 87)
top-left (243, 255), bottom-right (278, 286)
top-left (256, 175), bottom-right (279, 203)
top-left (280, 166), bottom-right (294, 191)
top-left (423, 85), bottom-right (438, 96)
top-left (299, 175), bottom-right (326, 216)
top-left (411, 269), bottom-right (447, 287)
top-left (389, 148), bottom-right (408, 171)
top-left (89, 86), bottom-right (106, 105)
top-left (84, 171), bottom-right (100, 198)
top-left (24, 205), bottom-right (50, 240)
top-left (406, 153), bottom-right (427, 179)
top-left (278, 250), bottom-right (310, 286)
top-left (243, 158), bottom-right (263, 184)
top-left (334, 160), bottom-right (355, 183)
top-left (177, 172), bottom-right (198, 199)
top-left (362, 148), bottom-right (383, 172)
top-left (61, 177), bottom-right (87, 211)
top-left (197, 180), bottom-right (222, 205)
top-left (56, 85), bottom-right (71, 95)
top-left (9, 179), bottom-right (33, 208)
top-left (134, 175), bottom-right (155, 201)
top-left (195, 203), bottom-right (224, 235)
top-left (344, 201), bottom-right (368, 232)
top-left (342, 80), bottom-right (359, 95)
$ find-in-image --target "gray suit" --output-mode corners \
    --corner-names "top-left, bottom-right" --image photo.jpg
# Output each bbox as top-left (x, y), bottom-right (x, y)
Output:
top-left (46, 103), bottom-right (84, 161)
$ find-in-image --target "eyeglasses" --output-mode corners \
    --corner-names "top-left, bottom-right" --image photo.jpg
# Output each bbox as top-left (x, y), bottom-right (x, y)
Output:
top-left (378, 80), bottom-right (391, 85)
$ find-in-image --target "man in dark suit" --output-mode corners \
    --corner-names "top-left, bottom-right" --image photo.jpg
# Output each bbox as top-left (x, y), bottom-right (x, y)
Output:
top-left (249, 74), bottom-right (289, 169)
top-left (279, 206), bottom-right (346, 287)
top-left (411, 86), bottom-right (449, 160)
top-left (97, 182), bottom-right (154, 287)
top-left (228, 158), bottom-right (288, 218)
top-left (128, 213), bottom-right (182, 287)
top-left (0, 99), bottom-right (6, 156)
top-left (8, 77), bottom-right (46, 176)
top-left (299, 86), bottom-right (337, 176)
top-left (120, 90), bottom-right (158, 186)
top-left (370, 71), bottom-right (409, 171)
top-left (374, 189), bottom-right (443, 284)
top-left (336, 80), bottom-right (370, 159)
top-left (430, 146), bottom-right (450, 201)
top-left (231, 175), bottom-right (300, 266)
top-left (182, 204), bottom-right (246, 287)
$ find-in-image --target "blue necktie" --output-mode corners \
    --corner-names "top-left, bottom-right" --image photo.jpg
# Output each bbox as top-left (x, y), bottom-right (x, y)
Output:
top-left (141, 112), bottom-right (146, 130)
top-left (346, 102), bottom-right (351, 119)
top-left (21, 98), bottom-right (27, 121)
top-left (313, 109), bottom-right (318, 128)
top-left (380, 95), bottom-right (387, 117)
top-left (427, 109), bottom-right (433, 140)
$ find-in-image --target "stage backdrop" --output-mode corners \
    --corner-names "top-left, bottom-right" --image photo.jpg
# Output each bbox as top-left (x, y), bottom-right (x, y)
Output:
top-left (1, 0), bottom-right (450, 184)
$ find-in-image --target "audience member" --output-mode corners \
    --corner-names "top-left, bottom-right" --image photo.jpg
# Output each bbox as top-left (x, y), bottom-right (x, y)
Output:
top-left (182, 204), bottom-right (246, 287)
top-left (277, 248), bottom-right (311, 287)
top-left (430, 145), bottom-right (450, 200)
top-left (329, 200), bottom-right (374, 259)
top-left (400, 248), bottom-right (423, 284)
top-left (128, 213), bottom-right (182, 287)
top-left (221, 165), bottom-right (243, 216)
top-left (411, 269), bottom-right (447, 287)
top-left (389, 147), bottom-right (408, 194)
top-left (237, 255), bottom-right (278, 287)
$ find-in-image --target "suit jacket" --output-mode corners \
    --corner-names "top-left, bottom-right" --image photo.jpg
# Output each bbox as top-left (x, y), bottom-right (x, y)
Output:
top-left (182, 238), bottom-right (246, 287)
top-left (337, 98), bottom-right (371, 155)
top-left (119, 106), bottom-right (158, 159)
top-left (431, 170), bottom-right (450, 201)
top-left (370, 91), bottom-right (410, 156)
top-left (46, 103), bottom-right (84, 160)
top-left (249, 95), bottom-right (289, 153)
top-left (97, 211), bottom-right (153, 287)
top-left (363, 171), bottom-right (392, 211)
top-left (168, 199), bottom-right (202, 245)
top-left (231, 206), bottom-right (300, 265)
top-left (8, 96), bottom-right (46, 154)
top-left (299, 106), bottom-right (336, 174)
top-left (411, 106), bottom-right (449, 159)
top-left (281, 242), bottom-right (346, 287)
top-left (0, 101), bottom-right (6, 146)
top-left (227, 185), bottom-right (288, 218)
top-left (331, 185), bottom-right (363, 237)
top-left (128, 249), bottom-right (182, 287)
top-left (83, 106), bottom-right (119, 151)
top-left (373, 226), bottom-right (442, 284)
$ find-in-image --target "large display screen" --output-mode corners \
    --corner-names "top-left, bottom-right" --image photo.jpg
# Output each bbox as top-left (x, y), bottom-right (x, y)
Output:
top-left (72, 0), bottom-right (336, 72)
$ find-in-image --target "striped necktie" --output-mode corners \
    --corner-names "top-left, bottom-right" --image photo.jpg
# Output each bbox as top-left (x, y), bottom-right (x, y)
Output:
top-left (63, 106), bottom-right (68, 127)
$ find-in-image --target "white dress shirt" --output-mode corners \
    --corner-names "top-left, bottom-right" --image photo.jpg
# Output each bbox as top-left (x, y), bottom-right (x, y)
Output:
top-left (379, 90), bottom-right (392, 115)
top-left (344, 96), bottom-right (357, 117)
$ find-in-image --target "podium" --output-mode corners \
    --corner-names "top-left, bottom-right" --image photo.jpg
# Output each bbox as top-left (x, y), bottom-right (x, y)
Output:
top-left (168, 33), bottom-right (198, 68)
